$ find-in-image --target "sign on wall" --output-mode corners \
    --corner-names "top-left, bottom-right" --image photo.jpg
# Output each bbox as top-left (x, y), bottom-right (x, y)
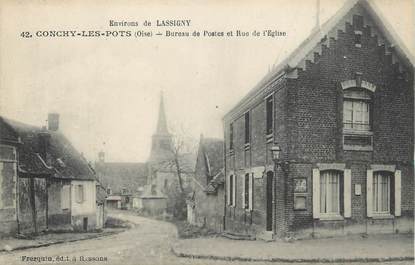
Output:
top-left (294, 178), bottom-right (307, 193)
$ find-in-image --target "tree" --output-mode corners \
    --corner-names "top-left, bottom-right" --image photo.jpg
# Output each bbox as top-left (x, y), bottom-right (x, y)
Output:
top-left (158, 123), bottom-right (197, 219)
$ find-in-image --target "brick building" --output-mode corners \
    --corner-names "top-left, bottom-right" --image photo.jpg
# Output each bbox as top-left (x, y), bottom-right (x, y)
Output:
top-left (223, 0), bottom-right (414, 240)
top-left (188, 136), bottom-right (224, 232)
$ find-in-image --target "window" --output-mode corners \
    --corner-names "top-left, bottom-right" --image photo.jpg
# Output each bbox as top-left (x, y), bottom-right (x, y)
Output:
top-left (0, 145), bottom-right (16, 162)
top-left (353, 15), bottom-right (364, 29)
top-left (354, 33), bottom-right (362, 46)
top-left (76, 185), bottom-right (84, 203)
top-left (343, 88), bottom-right (372, 131)
top-left (266, 96), bottom-right (273, 135)
top-left (160, 139), bottom-right (170, 150)
top-left (367, 168), bottom-right (401, 218)
top-left (228, 174), bottom-right (236, 207)
top-left (244, 174), bottom-right (249, 209)
top-left (320, 170), bottom-right (341, 214)
top-left (313, 166), bottom-right (351, 219)
top-left (229, 123), bottom-right (234, 151)
top-left (244, 112), bottom-right (250, 144)
top-left (61, 185), bottom-right (70, 210)
top-left (373, 171), bottom-right (391, 214)
top-left (242, 173), bottom-right (254, 210)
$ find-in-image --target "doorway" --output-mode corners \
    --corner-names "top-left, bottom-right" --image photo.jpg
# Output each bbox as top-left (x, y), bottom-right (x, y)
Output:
top-left (83, 217), bottom-right (88, 231)
top-left (266, 171), bottom-right (273, 231)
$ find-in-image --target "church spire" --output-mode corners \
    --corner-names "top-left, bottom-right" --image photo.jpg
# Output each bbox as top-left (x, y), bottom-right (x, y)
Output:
top-left (148, 91), bottom-right (173, 163)
top-left (156, 91), bottom-right (169, 135)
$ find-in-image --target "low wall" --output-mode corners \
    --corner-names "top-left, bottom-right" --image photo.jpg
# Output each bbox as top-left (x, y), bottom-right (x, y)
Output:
top-left (0, 208), bottom-right (17, 237)
top-left (72, 213), bottom-right (97, 231)
top-left (293, 216), bottom-right (414, 239)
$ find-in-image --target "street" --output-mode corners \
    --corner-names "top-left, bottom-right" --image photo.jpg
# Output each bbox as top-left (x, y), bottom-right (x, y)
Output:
top-left (0, 210), bottom-right (412, 265)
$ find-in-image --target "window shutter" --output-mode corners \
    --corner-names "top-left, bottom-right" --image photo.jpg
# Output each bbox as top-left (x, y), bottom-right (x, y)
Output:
top-left (249, 174), bottom-right (253, 211)
top-left (226, 175), bottom-right (230, 205)
top-left (394, 170), bottom-right (401, 217)
top-left (232, 175), bottom-right (236, 207)
top-left (366, 170), bottom-right (373, 217)
top-left (344, 169), bottom-right (352, 218)
top-left (242, 175), bottom-right (246, 209)
top-left (312, 168), bottom-right (320, 219)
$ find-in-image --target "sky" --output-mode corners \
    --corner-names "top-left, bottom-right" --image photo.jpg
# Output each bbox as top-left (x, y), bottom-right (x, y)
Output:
top-left (0, 0), bottom-right (413, 163)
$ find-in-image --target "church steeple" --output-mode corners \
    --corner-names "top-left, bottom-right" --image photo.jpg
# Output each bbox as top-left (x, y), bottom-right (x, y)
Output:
top-left (148, 91), bottom-right (173, 163)
top-left (156, 91), bottom-right (169, 135)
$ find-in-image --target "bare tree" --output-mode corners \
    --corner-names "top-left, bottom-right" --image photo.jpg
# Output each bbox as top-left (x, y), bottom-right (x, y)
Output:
top-left (160, 122), bottom-right (197, 194)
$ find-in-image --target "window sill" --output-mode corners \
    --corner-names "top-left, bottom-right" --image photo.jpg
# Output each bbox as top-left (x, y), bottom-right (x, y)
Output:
top-left (319, 215), bottom-right (344, 221)
top-left (294, 208), bottom-right (307, 211)
top-left (343, 128), bottom-right (373, 135)
top-left (371, 214), bottom-right (394, 220)
top-left (343, 145), bottom-right (373, 151)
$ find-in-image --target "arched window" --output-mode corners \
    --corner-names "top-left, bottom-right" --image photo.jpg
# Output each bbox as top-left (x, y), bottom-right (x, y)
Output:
top-left (343, 88), bottom-right (372, 131)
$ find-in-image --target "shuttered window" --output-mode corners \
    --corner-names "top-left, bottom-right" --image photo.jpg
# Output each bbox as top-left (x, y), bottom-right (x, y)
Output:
top-left (248, 173), bottom-right (253, 211)
top-left (76, 185), bottom-right (84, 203)
top-left (61, 185), bottom-right (70, 210)
top-left (232, 175), bottom-right (236, 207)
top-left (313, 167), bottom-right (350, 219)
top-left (366, 169), bottom-right (401, 217)
top-left (243, 173), bottom-right (250, 209)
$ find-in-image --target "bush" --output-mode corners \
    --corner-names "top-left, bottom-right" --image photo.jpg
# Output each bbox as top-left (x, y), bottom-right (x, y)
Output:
top-left (105, 216), bottom-right (132, 228)
top-left (165, 186), bottom-right (188, 220)
top-left (174, 221), bottom-right (217, 239)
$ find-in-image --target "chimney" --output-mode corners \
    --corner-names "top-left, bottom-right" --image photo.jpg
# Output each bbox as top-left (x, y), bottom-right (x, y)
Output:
top-left (48, 113), bottom-right (59, 131)
top-left (38, 130), bottom-right (51, 161)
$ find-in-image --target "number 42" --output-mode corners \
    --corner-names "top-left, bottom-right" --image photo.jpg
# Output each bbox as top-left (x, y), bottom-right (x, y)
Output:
top-left (20, 32), bottom-right (32, 38)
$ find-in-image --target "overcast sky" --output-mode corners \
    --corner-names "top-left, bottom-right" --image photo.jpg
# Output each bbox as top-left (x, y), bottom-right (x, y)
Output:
top-left (0, 0), bottom-right (413, 163)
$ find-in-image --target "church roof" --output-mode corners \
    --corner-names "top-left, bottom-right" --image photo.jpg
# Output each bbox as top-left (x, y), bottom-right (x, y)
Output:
top-left (95, 161), bottom-right (148, 194)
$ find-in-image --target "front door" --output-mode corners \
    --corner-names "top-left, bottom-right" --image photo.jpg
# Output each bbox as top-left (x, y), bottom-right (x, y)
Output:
top-left (266, 171), bottom-right (273, 231)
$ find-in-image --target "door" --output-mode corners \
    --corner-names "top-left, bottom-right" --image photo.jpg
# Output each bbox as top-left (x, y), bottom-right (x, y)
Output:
top-left (266, 171), bottom-right (273, 231)
top-left (83, 217), bottom-right (88, 231)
